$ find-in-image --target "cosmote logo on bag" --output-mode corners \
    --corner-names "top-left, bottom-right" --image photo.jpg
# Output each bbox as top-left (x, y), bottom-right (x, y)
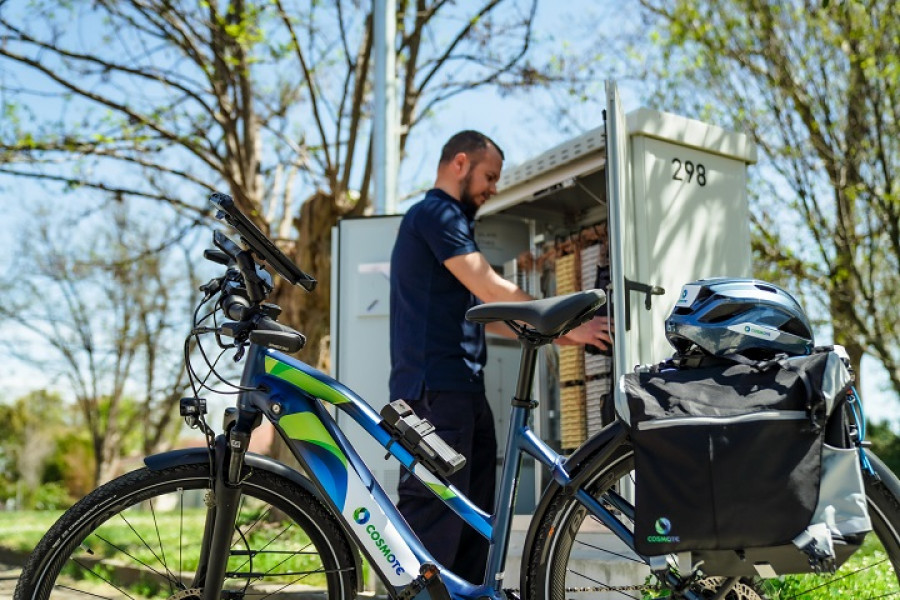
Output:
top-left (646, 517), bottom-right (681, 544)
top-left (353, 507), bottom-right (405, 576)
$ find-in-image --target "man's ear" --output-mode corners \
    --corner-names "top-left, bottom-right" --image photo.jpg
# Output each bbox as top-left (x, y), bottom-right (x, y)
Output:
top-left (452, 152), bottom-right (470, 177)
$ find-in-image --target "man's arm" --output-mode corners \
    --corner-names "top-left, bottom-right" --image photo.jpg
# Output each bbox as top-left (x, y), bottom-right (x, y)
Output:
top-left (444, 251), bottom-right (531, 304)
top-left (444, 251), bottom-right (613, 349)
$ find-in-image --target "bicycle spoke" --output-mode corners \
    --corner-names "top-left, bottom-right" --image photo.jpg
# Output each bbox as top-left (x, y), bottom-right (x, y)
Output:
top-left (571, 538), bottom-right (644, 565)
top-left (56, 583), bottom-right (121, 599)
top-left (116, 510), bottom-right (183, 585)
top-left (179, 487), bottom-right (185, 584)
top-left (257, 543), bottom-right (323, 582)
top-left (231, 520), bottom-right (297, 575)
top-left (251, 573), bottom-right (330, 600)
top-left (91, 534), bottom-right (183, 587)
top-left (70, 558), bottom-right (140, 600)
top-left (148, 496), bottom-right (176, 596)
top-left (231, 500), bottom-right (269, 550)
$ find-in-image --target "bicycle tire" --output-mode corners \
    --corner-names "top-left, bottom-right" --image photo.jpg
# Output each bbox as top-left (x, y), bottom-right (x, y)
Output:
top-left (15, 463), bottom-right (359, 600)
top-left (525, 447), bottom-right (900, 600)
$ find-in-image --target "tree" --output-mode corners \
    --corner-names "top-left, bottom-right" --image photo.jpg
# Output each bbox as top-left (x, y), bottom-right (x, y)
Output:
top-left (0, 0), bottom-right (560, 371)
top-left (1, 205), bottom-right (196, 484)
top-left (0, 390), bottom-right (68, 508)
top-left (634, 0), bottom-right (900, 393)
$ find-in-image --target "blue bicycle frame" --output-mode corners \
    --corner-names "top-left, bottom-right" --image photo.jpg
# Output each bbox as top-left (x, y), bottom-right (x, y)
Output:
top-left (235, 338), bottom-right (635, 600)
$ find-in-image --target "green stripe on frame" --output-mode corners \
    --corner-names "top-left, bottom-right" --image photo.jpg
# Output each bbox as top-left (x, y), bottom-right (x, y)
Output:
top-left (425, 482), bottom-right (457, 500)
top-left (265, 356), bottom-right (350, 405)
top-left (279, 412), bottom-right (348, 467)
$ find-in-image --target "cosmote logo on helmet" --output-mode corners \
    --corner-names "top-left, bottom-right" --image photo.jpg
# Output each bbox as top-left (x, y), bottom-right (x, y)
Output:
top-left (353, 507), bottom-right (405, 576)
top-left (646, 516), bottom-right (681, 544)
top-left (742, 324), bottom-right (776, 339)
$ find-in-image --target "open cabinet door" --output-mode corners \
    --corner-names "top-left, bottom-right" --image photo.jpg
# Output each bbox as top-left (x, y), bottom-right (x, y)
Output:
top-left (604, 80), bottom-right (631, 385)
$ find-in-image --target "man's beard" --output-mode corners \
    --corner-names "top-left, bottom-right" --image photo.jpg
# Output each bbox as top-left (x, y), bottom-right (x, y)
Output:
top-left (459, 171), bottom-right (478, 209)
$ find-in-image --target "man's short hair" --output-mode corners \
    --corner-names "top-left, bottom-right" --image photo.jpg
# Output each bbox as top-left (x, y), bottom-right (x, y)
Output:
top-left (439, 130), bottom-right (505, 165)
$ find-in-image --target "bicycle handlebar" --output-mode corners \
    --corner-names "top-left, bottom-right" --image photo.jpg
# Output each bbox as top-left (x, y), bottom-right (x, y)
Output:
top-left (206, 193), bottom-right (309, 354)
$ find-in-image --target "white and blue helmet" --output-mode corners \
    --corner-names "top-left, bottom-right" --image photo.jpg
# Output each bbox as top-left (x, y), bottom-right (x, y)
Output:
top-left (665, 278), bottom-right (814, 358)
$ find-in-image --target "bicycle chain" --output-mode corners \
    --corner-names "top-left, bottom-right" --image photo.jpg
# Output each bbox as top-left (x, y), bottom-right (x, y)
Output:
top-left (506, 584), bottom-right (652, 594)
top-left (565, 584), bottom-right (651, 592)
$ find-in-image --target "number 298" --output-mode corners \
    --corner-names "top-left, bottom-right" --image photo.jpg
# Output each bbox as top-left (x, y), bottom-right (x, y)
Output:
top-left (672, 158), bottom-right (707, 186)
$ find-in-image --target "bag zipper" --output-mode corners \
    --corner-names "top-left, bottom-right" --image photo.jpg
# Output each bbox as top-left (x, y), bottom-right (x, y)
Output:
top-left (635, 410), bottom-right (809, 431)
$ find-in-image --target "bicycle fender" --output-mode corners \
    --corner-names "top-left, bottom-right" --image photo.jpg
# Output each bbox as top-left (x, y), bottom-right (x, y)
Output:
top-left (867, 450), bottom-right (900, 498)
top-left (144, 448), bottom-right (323, 499)
top-left (143, 447), bottom-right (364, 590)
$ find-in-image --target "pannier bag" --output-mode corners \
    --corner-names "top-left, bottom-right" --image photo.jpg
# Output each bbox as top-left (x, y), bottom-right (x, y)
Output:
top-left (616, 349), bottom-right (871, 577)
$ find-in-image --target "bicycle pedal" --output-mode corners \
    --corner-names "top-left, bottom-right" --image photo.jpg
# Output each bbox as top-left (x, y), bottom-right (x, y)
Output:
top-left (397, 563), bottom-right (452, 600)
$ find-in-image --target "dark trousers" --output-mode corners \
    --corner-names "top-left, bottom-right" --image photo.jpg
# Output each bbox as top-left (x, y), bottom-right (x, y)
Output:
top-left (397, 390), bottom-right (497, 583)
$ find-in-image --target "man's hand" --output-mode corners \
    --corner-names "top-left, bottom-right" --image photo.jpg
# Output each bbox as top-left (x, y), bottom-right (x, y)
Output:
top-left (559, 315), bottom-right (614, 350)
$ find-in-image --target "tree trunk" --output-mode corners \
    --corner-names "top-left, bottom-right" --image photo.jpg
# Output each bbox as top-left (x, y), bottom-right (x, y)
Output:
top-left (267, 190), bottom-right (352, 464)
top-left (270, 190), bottom-right (343, 370)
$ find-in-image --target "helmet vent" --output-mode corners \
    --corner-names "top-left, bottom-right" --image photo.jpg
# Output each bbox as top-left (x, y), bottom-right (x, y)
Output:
top-left (780, 317), bottom-right (811, 338)
top-left (695, 288), bottom-right (714, 304)
top-left (700, 302), bottom-right (753, 323)
top-left (754, 283), bottom-right (778, 294)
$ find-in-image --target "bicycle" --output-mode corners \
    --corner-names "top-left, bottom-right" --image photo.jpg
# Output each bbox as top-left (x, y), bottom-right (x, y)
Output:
top-left (15, 192), bottom-right (900, 600)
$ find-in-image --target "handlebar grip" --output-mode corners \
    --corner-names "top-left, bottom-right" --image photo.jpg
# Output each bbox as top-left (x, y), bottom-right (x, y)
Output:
top-left (255, 316), bottom-right (296, 335)
top-left (250, 316), bottom-right (307, 353)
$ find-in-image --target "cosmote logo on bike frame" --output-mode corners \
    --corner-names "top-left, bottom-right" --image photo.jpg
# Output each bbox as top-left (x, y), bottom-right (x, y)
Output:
top-left (354, 507), bottom-right (405, 576)
top-left (646, 517), bottom-right (681, 544)
top-left (353, 507), bottom-right (370, 525)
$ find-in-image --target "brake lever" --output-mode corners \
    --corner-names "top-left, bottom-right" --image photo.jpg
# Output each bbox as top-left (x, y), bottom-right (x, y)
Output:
top-left (200, 276), bottom-right (224, 296)
top-left (204, 248), bottom-right (231, 266)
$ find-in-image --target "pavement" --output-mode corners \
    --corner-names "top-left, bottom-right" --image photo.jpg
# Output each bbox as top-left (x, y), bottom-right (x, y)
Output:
top-left (0, 563), bottom-right (19, 599)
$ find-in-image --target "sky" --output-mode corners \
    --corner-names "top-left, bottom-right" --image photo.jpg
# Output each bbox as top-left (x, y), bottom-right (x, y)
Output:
top-left (0, 0), bottom-right (897, 427)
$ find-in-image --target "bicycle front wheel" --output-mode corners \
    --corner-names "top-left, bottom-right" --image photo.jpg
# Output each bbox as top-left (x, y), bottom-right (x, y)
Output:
top-left (15, 463), bottom-right (359, 600)
top-left (525, 448), bottom-right (900, 600)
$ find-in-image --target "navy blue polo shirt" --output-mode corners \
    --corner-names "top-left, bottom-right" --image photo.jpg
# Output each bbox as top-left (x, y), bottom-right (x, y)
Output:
top-left (389, 188), bottom-right (486, 400)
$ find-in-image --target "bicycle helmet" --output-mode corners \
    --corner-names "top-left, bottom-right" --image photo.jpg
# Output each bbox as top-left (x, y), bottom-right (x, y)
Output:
top-left (665, 278), bottom-right (814, 358)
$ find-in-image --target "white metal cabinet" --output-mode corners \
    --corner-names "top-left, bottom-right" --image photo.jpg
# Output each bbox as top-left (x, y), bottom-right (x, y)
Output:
top-left (623, 107), bottom-right (756, 368)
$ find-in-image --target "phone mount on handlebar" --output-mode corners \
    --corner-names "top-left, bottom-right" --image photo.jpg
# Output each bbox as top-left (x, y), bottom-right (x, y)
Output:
top-left (210, 192), bottom-right (317, 292)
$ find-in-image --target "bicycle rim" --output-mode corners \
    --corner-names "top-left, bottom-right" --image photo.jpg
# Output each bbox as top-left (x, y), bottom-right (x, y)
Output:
top-left (542, 451), bottom-right (900, 600)
top-left (17, 464), bottom-right (357, 600)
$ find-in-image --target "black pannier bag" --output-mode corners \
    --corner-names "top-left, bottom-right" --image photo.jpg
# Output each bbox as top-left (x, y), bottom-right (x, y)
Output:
top-left (616, 349), bottom-right (871, 576)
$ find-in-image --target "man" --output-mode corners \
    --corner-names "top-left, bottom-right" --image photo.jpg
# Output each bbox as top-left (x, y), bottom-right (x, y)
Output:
top-left (389, 130), bottom-right (613, 583)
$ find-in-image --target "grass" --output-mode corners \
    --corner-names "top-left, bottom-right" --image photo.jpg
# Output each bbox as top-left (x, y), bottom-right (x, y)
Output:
top-left (0, 509), bottom-right (65, 553)
top-left (2, 501), bottom-right (334, 598)
top-left (763, 534), bottom-right (898, 598)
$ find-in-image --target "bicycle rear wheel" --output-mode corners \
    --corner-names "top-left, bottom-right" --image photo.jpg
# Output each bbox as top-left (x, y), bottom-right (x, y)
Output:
top-left (15, 463), bottom-right (358, 600)
top-left (525, 448), bottom-right (900, 600)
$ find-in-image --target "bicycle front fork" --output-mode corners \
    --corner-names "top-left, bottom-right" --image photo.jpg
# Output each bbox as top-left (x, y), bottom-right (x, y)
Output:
top-left (198, 408), bottom-right (262, 600)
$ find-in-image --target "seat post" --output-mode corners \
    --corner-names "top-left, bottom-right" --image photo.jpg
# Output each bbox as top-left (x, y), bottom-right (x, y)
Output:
top-left (512, 340), bottom-right (541, 408)
top-left (484, 337), bottom-right (543, 587)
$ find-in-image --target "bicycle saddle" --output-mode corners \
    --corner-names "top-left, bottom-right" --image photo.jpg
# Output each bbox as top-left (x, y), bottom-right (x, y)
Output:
top-left (466, 289), bottom-right (606, 338)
